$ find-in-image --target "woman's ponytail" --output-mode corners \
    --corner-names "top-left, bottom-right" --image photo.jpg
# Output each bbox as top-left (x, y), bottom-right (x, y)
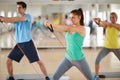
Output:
top-left (78, 8), bottom-right (84, 26)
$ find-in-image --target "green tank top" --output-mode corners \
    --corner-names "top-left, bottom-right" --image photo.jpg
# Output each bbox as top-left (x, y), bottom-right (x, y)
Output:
top-left (36, 21), bottom-right (41, 27)
top-left (104, 26), bottom-right (120, 48)
top-left (65, 31), bottom-right (85, 60)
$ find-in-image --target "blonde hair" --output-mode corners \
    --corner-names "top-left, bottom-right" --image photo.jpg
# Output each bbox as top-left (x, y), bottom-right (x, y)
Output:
top-left (110, 12), bottom-right (117, 20)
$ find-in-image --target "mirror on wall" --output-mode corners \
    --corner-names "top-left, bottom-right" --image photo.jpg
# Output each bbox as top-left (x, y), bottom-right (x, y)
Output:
top-left (0, 2), bottom-right (120, 48)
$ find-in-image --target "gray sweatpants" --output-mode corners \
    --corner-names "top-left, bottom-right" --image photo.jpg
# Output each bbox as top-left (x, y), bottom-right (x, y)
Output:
top-left (53, 58), bottom-right (94, 80)
top-left (95, 47), bottom-right (120, 64)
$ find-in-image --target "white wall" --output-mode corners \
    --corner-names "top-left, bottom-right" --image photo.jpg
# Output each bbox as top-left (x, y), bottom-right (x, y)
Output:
top-left (27, 5), bottom-right (42, 19)
top-left (111, 4), bottom-right (120, 23)
top-left (0, 3), bottom-right (120, 23)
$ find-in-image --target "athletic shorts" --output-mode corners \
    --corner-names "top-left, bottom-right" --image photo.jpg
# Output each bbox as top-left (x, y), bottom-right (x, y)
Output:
top-left (8, 40), bottom-right (40, 63)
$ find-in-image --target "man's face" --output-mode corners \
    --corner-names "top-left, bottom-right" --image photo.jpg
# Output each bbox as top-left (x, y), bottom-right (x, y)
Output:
top-left (17, 5), bottom-right (25, 14)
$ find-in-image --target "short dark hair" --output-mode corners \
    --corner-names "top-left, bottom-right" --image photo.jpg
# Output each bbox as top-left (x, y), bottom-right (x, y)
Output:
top-left (17, 1), bottom-right (27, 9)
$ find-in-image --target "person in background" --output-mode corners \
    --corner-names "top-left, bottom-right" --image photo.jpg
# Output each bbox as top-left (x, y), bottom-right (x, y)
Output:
top-left (93, 12), bottom-right (120, 80)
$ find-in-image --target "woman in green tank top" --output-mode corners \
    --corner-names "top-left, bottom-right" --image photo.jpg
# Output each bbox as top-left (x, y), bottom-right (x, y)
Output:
top-left (44, 8), bottom-right (94, 80)
top-left (93, 12), bottom-right (120, 80)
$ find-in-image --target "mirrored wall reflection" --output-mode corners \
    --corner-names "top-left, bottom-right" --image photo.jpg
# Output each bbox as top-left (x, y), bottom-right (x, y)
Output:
top-left (0, 3), bottom-right (120, 48)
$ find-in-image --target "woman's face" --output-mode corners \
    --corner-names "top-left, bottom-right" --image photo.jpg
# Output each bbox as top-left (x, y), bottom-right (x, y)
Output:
top-left (69, 13), bottom-right (80, 25)
top-left (110, 14), bottom-right (117, 23)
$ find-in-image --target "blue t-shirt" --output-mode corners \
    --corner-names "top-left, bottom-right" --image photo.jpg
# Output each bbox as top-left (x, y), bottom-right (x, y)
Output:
top-left (14, 14), bottom-right (32, 43)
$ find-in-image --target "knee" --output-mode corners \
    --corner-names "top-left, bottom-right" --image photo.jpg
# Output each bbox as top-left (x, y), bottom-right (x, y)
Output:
top-left (6, 58), bottom-right (12, 65)
top-left (37, 60), bottom-right (44, 65)
top-left (95, 58), bottom-right (100, 65)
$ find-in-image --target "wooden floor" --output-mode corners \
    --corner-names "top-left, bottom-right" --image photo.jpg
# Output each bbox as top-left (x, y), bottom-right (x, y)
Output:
top-left (0, 48), bottom-right (120, 80)
top-left (0, 30), bottom-right (120, 80)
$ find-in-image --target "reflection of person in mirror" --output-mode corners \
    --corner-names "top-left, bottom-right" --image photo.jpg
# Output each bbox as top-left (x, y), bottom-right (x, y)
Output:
top-left (64, 14), bottom-right (72, 26)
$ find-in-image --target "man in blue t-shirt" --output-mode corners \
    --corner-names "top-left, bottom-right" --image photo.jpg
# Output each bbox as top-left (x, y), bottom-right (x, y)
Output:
top-left (0, 1), bottom-right (50, 80)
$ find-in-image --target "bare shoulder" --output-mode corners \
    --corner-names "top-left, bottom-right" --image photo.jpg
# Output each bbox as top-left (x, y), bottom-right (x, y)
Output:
top-left (78, 26), bottom-right (85, 37)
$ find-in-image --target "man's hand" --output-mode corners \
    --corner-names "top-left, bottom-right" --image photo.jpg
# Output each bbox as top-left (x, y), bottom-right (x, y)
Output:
top-left (0, 16), bottom-right (4, 23)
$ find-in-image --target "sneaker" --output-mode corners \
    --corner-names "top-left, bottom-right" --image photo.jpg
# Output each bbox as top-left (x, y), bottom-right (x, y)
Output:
top-left (94, 75), bottom-right (99, 80)
top-left (99, 75), bottom-right (106, 78)
top-left (6, 77), bottom-right (15, 80)
top-left (45, 77), bottom-right (50, 80)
